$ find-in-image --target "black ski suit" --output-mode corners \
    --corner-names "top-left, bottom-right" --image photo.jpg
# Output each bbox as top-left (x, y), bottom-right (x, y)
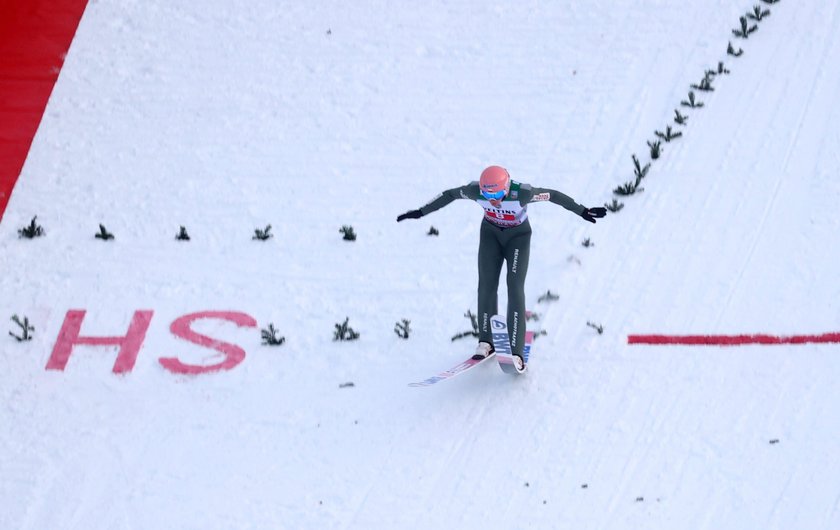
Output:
top-left (415, 180), bottom-right (586, 359)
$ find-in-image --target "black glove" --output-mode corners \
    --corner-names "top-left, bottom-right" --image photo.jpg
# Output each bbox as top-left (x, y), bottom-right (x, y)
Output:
top-left (581, 207), bottom-right (607, 223)
top-left (397, 209), bottom-right (423, 222)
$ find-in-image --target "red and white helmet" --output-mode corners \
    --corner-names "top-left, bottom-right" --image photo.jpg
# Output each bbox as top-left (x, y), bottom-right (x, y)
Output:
top-left (479, 165), bottom-right (510, 200)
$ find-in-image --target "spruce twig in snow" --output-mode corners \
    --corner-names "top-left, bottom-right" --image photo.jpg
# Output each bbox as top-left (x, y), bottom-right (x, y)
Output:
top-left (253, 225), bottom-right (273, 241)
top-left (681, 91), bottom-right (704, 108)
top-left (728, 42), bottom-right (744, 57)
top-left (613, 179), bottom-right (642, 196)
top-left (760, 0), bottom-right (780, 4)
top-left (95, 224), bottom-right (115, 241)
top-left (587, 321), bottom-right (605, 335)
top-left (9, 315), bottom-right (35, 342)
top-left (17, 216), bottom-right (45, 239)
top-left (427, 226), bottom-right (439, 236)
top-left (524, 313), bottom-right (546, 339)
top-left (747, 5), bottom-right (771, 21)
top-left (340, 225), bottom-right (357, 241)
top-left (655, 126), bottom-right (683, 142)
top-left (716, 61), bottom-right (730, 75)
top-left (605, 199), bottom-right (624, 213)
top-left (582, 238), bottom-right (594, 248)
top-left (261, 324), bottom-right (286, 346)
top-left (333, 317), bottom-right (360, 341)
top-left (451, 310), bottom-right (479, 341)
top-left (175, 226), bottom-right (191, 241)
top-left (732, 16), bottom-right (758, 39)
top-left (647, 140), bottom-right (662, 160)
top-left (394, 319), bottom-right (411, 339)
top-left (674, 110), bottom-right (688, 125)
top-left (690, 75), bottom-right (715, 92)
top-left (633, 154), bottom-right (650, 180)
top-left (537, 291), bottom-right (560, 304)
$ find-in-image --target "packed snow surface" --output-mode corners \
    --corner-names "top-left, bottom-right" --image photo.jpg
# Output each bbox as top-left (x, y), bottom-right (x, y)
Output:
top-left (2, 1), bottom-right (840, 528)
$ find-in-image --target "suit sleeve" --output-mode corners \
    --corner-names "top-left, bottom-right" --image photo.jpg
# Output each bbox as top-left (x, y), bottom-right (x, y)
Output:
top-left (520, 185), bottom-right (587, 216)
top-left (418, 183), bottom-right (480, 216)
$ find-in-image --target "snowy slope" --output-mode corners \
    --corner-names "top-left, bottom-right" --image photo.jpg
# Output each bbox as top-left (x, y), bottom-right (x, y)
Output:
top-left (2, 1), bottom-right (840, 529)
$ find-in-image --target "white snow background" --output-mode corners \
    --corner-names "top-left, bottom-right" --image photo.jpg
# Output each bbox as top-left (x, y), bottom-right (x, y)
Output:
top-left (2, 1), bottom-right (840, 528)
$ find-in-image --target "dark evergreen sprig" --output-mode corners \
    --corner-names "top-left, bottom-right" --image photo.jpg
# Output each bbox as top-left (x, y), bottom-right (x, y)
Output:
top-left (727, 42), bottom-right (744, 57)
top-left (655, 125), bottom-right (683, 142)
top-left (9, 314), bottom-right (34, 342)
top-left (633, 154), bottom-right (651, 179)
top-left (586, 321), bottom-right (605, 335)
top-left (760, 0), bottom-right (780, 4)
top-left (537, 290), bottom-right (560, 304)
top-left (427, 226), bottom-right (439, 236)
top-left (681, 91), bottom-right (704, 108)
top-left (716, 61), bottom-right (731, 75)
top-left (17, 216), bottom-right (45, 239)
top-left (647, 140), bottom-right (662, 160)
top-left (95, 224), bottom-right (115, 241)
top-left (674, 109), bottom-right (688, 125)
top-left (451, 310), bottom-right (479, 341)
top-left (747, 5), bottom-right (770, 21)
top-left (732, 16), bottom-right (758, 39)
top-left (691, 74), bottom-right (715, 92)
top-left (582, 238), bottom-right (594, 248)
top-left (604, 199), bottom-right (624, 213)
top-left (175, 226), bottom-right (191, 241)
top-left (261, 323), bottom-right (286, 346)
top-left (613, 180), bottom-right (642, 196)
top-left (613, 154), bottom-right (648, 196)
top-left (253, 225), bottom-right (273, 241)
top-left (340, 225), bottom-right (357, 241)
top-left (333, 317), bottom-right (360, 341)
top-left (394, 319), bottom-right (411, 339)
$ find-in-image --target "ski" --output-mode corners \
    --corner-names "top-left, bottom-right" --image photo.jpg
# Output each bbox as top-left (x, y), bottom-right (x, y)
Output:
top-left (408, 352), bottom-right (495, 387)
top-left (490, 314), bottom-right (533, 374)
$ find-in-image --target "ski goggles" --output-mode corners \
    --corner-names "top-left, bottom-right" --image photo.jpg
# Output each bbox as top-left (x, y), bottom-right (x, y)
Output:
top-left (481, 189), bottom-right (506, 200)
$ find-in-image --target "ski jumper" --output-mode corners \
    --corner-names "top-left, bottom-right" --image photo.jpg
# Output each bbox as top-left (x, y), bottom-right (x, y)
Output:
top-left (418, 181), bottom-right (586, 359)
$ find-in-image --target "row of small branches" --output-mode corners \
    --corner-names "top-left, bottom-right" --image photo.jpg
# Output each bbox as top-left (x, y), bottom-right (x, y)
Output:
top-left (15, 217), bottom-right (365, 243)
top-left (608, 1), bottom-right (779, 209)
top-left (9, 310), bottom-right (605, 347)
top-left (4, 315), bottom-right (396, 346)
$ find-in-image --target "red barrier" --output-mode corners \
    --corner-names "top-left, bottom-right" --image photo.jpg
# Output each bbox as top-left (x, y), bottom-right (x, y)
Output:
top-left (0, 0), bottom-right (88, 222)
top-left (628, 332), bottom-right (840, 346)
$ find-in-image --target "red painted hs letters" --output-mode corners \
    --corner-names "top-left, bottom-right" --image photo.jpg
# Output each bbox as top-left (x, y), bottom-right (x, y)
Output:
top-left (46, 310), bottom-right (154, 373)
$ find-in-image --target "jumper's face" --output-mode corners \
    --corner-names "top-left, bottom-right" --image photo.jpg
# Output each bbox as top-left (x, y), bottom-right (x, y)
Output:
top-left (480, 181), bottom-right (509, 209)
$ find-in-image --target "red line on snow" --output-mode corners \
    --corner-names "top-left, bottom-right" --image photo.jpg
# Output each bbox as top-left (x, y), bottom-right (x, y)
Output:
top-left (0, 0), bottom-right (88, 222)
top-left (628, 332), bottom-right (840, 346)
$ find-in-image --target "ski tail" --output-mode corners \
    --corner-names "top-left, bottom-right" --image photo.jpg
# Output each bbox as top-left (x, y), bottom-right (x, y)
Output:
top-left (491, 314), bottom-right (531, 375)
